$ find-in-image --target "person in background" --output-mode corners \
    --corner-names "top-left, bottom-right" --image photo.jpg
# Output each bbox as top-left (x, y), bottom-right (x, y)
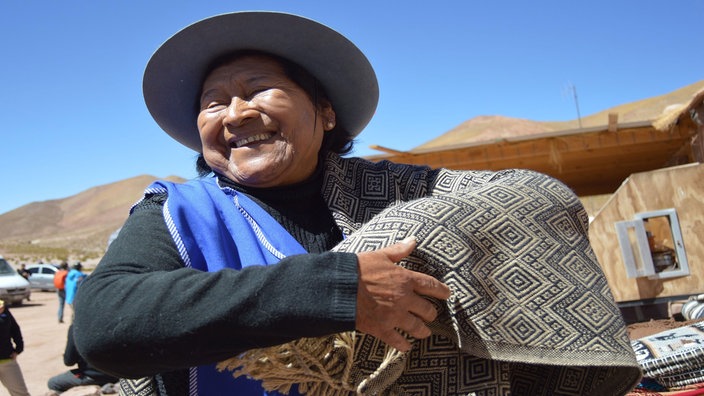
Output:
top-left (16, 264), bottom-right (29, 280)
top-left (15, 264), bottom-right (31, 302)
top-left (47, 324), bottom-right (118, 394)
top-left (0, 300), bottom-right (30, 396)
top-left (64, 263), bottom-right (86, 320)
top-left (54, 262), bottom-right (69, 323)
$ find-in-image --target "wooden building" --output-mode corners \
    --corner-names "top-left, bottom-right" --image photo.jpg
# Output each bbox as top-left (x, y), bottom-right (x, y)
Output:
top-left (365, 86), bottom-right (704, 314)
top-left (365, 89), bottom-right (703, 197)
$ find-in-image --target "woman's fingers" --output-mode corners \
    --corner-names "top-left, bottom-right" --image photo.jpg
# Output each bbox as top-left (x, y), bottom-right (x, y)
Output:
top-left (400, 311), bottom-right (432, 339)
top-left (407, 293), bottom-right (442, 324)
top-left (412, 271), bottom-right (451, 301)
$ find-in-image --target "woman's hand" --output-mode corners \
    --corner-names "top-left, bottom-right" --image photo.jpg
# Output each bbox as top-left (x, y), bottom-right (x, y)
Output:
top-left (355, 237), bottom-right (451, 352)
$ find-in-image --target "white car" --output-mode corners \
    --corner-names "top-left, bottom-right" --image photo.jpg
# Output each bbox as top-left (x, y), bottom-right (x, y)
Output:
top-left (26, 263), bottom-right (59, 291)
top-left (0, 256), bottom-right (31, 305)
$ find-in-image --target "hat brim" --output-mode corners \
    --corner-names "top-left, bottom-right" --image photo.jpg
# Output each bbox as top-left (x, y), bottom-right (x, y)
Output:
top-left (143, 11), bottom-right (379, 152)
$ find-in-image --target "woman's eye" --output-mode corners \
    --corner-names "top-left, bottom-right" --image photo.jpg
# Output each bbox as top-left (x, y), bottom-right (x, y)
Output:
top-left (247, 88), bottom-right (269, 99)
top-left (204, 102), bottom-right (226, 110)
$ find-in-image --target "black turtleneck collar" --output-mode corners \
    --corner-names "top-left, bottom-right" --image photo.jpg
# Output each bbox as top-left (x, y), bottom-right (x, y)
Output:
top-left (212, 159), bottom-right (342, 253)
top-left (214, 157), bottom-right (324, 206)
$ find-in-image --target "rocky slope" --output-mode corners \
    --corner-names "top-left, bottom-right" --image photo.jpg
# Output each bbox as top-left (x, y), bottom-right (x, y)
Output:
top-left (0, 175), bottom-right (185, 264)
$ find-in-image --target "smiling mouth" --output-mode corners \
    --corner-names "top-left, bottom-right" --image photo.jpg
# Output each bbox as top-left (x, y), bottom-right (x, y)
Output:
top-left (232, 133), bottom-right (274, 148)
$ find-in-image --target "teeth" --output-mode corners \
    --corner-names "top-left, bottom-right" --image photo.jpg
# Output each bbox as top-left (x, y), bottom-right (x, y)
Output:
top-left (234, 133), bottom-right (272, 148)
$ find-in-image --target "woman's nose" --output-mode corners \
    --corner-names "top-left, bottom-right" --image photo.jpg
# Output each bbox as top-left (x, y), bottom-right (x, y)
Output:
top-left (223, 96), bottom-right (257, 126)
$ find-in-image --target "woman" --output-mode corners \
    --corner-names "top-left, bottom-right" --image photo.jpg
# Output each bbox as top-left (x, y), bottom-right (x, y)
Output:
top-left (0, 300), bottom-right (30, 396)
top-left (73, 11), bottom-right (641, 396)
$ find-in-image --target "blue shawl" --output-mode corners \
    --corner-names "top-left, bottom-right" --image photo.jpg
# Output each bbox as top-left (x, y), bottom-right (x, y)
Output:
top-left (146, 176), bottom-right (305, 396)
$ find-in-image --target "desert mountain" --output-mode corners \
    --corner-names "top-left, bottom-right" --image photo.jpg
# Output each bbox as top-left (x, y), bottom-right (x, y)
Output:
top-left (413, 80), bottom-right (704, 150)
top-left (0, 175), bottom-right (185, 264)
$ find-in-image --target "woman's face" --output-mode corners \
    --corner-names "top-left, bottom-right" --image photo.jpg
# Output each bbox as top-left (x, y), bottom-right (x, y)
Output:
top-left (197, 55), bottom-right (335, 187)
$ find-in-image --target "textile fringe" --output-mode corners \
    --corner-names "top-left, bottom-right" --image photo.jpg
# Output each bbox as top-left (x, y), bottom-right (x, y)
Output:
top-left (218, 332), bottom-right (356, 395)
top-left (218, 331), bottom-right (406, 395)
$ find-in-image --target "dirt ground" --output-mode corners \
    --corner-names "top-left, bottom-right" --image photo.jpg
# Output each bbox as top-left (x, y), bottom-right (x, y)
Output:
top-left (10, 290), bottom-right (74, 396)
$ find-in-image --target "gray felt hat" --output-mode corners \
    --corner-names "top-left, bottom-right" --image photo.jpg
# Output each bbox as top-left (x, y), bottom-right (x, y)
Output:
top-left (143, 11), bottom-right (379, 152)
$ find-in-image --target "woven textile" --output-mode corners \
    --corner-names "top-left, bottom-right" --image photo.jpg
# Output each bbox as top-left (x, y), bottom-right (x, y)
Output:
top-left (631, 322), bottom-right (704, 389)
top-left (118, 377), bottom-right (157, 396)
top-left (221, 163), bottom-right (641, 395)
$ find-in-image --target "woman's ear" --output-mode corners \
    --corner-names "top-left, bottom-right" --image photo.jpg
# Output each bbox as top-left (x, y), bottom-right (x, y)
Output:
top-left (320, 100), bottom-right (336, 131)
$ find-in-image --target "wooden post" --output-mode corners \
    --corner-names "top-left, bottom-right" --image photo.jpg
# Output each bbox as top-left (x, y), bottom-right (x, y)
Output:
top-left (608, 113), bottom-right (619, 132)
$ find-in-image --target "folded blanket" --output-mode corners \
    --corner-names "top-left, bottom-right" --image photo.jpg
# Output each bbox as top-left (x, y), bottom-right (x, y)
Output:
top-left (632, 322), bottom-right (704, 389)
top-left (220, 170), bottom-right (642, 395)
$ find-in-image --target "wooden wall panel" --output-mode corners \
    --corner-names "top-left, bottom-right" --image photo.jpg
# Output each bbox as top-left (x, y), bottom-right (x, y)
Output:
top-left (589, 163), bottom-right (704, 302)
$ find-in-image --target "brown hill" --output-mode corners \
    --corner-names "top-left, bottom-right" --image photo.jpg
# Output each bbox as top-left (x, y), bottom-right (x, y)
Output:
top-left (414, 80), bottom-right (704, 150)
top-left (0, 175), bottom-right (185, 264)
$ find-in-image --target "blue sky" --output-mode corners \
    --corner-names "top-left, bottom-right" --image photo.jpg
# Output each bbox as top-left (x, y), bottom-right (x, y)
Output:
top-left (1, 1), bottom-right (702, 215)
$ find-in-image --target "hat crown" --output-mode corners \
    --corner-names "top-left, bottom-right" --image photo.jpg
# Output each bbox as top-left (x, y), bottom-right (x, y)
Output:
top-left (143, 11), bottom-right (379, 152)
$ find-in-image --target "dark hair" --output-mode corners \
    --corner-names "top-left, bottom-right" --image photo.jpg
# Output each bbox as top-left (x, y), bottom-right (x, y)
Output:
top-left (195, 50), bottom-right (355, 177)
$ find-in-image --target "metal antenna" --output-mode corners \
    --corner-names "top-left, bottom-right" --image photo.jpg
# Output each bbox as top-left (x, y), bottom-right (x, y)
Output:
top-left (568, 82), bottom-right (583, 128)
